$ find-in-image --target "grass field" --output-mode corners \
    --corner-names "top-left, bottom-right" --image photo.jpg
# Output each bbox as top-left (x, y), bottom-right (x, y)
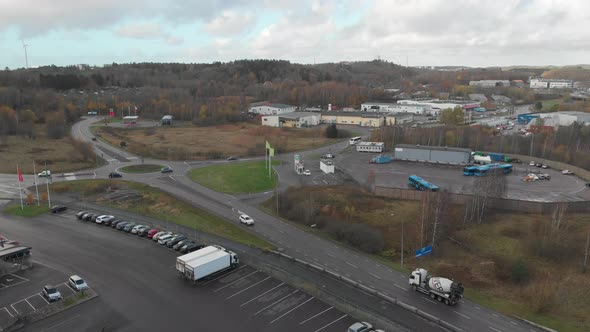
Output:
top-left (189, 160), bottom-right (279, 194)
top-left (119, 164), bottom-right (163, 173)
top-left (3, 204), bottom-right (50, 217)
top-left (93, 122), bottom-right (340, 160)
top-left (263, 186), bottom-right (590, 332)
top-left (0, 128), bottom-right (97, 174)
top-left (50, 180), bottom-right (273, 250)
top-left (541, 99), bottom-right (562, 111)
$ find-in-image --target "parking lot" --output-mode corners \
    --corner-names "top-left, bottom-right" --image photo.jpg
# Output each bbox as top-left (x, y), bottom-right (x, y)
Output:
top-left (24, 209), bottom-right (374, 332)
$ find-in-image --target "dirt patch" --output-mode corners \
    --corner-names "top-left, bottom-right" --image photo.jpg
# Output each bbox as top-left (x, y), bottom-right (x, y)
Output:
top-left (94, 122), bottom-right (339, 160)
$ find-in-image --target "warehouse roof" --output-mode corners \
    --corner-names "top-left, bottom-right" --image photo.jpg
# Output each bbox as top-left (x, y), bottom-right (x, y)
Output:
top-left (395, 144), bottom-right (472, 153)
top-left (277, 112), bottom-right (319, 119)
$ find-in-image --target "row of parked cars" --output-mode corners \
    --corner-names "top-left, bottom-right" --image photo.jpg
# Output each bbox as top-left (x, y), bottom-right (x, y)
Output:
top-left (43, 275), bottom-right (89, 302)
top-left (75, 211), bottom-right (204, 254)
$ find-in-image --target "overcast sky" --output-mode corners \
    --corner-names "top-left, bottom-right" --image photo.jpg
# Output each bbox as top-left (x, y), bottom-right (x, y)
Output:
top-left (1, 0), bottom-right (589, 69)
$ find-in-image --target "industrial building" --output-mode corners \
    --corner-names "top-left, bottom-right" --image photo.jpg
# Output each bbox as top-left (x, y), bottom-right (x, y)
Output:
top-left (529, 77), bottom-right (574, 89)
top-left (321, 112), bottom-right (386, 127)
top-left (261, 112), bottom-right (321, 128)
top-left (468, 94), bottom-right (488, 103)
top-left (394, 144), bottom-right (472, 164)
top-left (535, 111), bottom-right (590, 127)
top-left (397, 99), bottom-right (480, 112)
top-left (468, 80), bottom-right (510, 87)
top-left (360, 102), bottom-right (435, 115)
top-left (249, 101), bottom-right (296, 115)
top-left (356, 142), bottom-right (384, 153)
top-left (320, 159), bottom-right (335, 174)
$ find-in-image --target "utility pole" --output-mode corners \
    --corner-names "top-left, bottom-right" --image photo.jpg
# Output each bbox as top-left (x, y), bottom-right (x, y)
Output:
top-left (584, 229), bottom-right (590, 273)
top-left (401, 217), bottom-right (404, 269)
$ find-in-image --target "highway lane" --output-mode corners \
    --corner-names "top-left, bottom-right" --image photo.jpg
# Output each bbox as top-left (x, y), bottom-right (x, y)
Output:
top-left (4, 117), bottom-right (546, 332)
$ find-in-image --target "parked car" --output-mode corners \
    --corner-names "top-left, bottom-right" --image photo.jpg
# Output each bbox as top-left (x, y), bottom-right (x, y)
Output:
top-left (68, 275), bottom-right (89, 291)
top-left (303, 169), bottom-right (311, 176)
top-left (347, 321), bottom-right (373, 332)
top-left (90, 214), bottom-right (99, 222)
top-left (180, 243), bottom-right (205, 254)
top-left (158, 234), bottom-right (174, 245)
top-left (153, 231), bottom-right (171, 242)
top-left (535, 163), bottom-right (543, 168)
top-left (51, 205), bottom-right (67, 213)
top-left (586, 183), bottom-right (590, 187)
top-left (95, 215), bottom-right (115, 224)
top-left (161, 166), bottom-right (173, 173)
top-left (111, 219), bottom-right (125, 228)
top-left (166, 235), bottom-right (187, 248)
top-left (131, 225), bottom-right (149, 235)
top-left (562, 170), bottom-right (574, 175)
top-left (529, 161), bottom-right (536, 166)
top-left (239, 214), bottom-right (255, 226)
top-left (108, 172), bottom-right (122, 178)
top-left (83, 213), bottom-right (96, 221)
top-left (38, 170), bottom-right (52, 178)
top-left (137, 226), bottom-right (152, 237)
top-left (541, 164), bottom-right (549, 169)
top-left (102, 218), bottom-right (116, 227)
top-left (91, 137), bottom-right (97, 141)
top-left (123, 223), bottom-right (137, 232)
top-left (116, 221), bottom-right (131, 230)
top-left (323, 153), bottom-right (335, 159)
top-left (42, 285), bottom-right (62, 302)
top-left (146, 228), bottom-right (161, 239)
top-left (76, 211), bottom-right (89, 219)
top-left (173, 239), bottom-right (193, 251)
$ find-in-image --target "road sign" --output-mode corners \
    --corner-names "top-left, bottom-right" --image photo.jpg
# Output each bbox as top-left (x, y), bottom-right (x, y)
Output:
top-left (415, 245), bottom-right (433, 258)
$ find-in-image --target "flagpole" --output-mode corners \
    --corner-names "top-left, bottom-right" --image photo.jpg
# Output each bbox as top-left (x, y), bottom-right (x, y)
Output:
top-left (33, 162), bottom-right (40, 206)
top-left (17, 164), bottom-right (23, 210)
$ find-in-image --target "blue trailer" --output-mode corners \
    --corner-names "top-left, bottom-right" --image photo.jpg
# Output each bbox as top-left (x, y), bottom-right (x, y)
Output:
top-left (488, 153), bottom-right (505, 162)
top-left (370, 155), bottom-right (393, 164)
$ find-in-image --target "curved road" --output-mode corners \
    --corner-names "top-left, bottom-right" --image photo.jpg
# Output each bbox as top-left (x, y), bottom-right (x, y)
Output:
top-left (7, 117), bottom-right (546, 332)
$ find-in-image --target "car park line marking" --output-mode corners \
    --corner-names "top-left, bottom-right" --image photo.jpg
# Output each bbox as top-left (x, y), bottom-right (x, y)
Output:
top-left (214, 270), bottom-right (259, 292)
top-left (10, 303), bottom-right (19, 314)
top-left (39, 314), bottom-right (80, 332)
top-left (240, 283), bottom-right (285, 307)
top-left (253, 289), bottom-right (299, 315)
top-left (453, 311), bottom-right (471, 319)
top-left (9, 273), bottom-right (29, 282)
top-left (39, 293), bottom-right (50, 304)
top-left (313, 314), bottom-right (347, 332)
top-left (226, 276), bottom-right (271, 299)
top-left (299, 306), bottom-right (333, 325)
top-left (346, 262), bottom-right (358, 268)
top-left (368, 273), bottom-right (381, 279)
top-left (201, 265), bottom-right (248, 285)
top-left (489, 327), bottom-right (502, 332)
top-left (1, 307), bottom-right (13, 317)
top-left (269, 296), bottom-right (315, 324)
top-left (24, 299), bottom-right (35, 310)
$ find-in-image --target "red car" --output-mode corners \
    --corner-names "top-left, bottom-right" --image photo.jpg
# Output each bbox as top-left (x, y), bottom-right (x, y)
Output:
top-left (147, 229), bottom-right (161, 239)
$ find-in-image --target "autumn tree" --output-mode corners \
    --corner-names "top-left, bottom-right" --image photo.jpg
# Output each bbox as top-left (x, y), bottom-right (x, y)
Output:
top-left (440, 106), bottom-right (464, 126)
top-left (46, 111), bottom-right (66, 139)
top-left (0, 106), bottom-right (17, 144)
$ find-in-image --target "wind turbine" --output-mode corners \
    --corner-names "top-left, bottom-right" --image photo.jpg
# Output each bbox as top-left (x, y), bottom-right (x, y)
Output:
top-left (22, 40), bottom-right (29, 68)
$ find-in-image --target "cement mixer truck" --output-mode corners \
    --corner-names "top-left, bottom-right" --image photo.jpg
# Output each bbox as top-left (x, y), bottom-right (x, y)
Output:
top-left (409, 268), bottom-right (464, 305)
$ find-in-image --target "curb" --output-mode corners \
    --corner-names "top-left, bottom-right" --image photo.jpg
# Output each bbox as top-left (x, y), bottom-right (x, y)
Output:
top-left (512, 315), bottom-right (558, 332)
top-left (270, 250), bottom-right (463, 332)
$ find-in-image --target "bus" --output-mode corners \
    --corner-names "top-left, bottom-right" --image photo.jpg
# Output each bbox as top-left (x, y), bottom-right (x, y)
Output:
top-left (463, 163), bottom-right (512, 176)
top-left (349, 136), bottom-right (362, 145)
top-left (408, 175), bottom-right (439, 192)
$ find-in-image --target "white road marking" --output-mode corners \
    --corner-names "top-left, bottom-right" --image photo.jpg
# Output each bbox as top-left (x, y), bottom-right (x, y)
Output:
top-left (346, 262), bottom-right (358, 268)
top-left (226, 276), bottom-right (271, 299)
top-left (240, 283), bottom-right (285, 307)
top-left (201, 265), bottom-right (248, 285)
top-left (510, 321), bottom-right (518, 325)
top-left (214, 271), bottom-right (259, 292)
top-left (24, 299), bottom-right (35, 310)
top-left (253, 289), bottom-right (299, 315)
top-left (299, 306), bottom-right (333, 325)
top-left (314, 314), bottom-right (348, 332)
top-left (394, 284), bottom-right (407, 291)
top-left (368, 273), bottom-right (381, 279)
top-left (474, 306), bottom-right (481, 310)
top-left (489, 327), bottom-right (502, 332)
top-left (10, 303), bottom-right (19, 314)
top-left (270, 297), bottom-right (314, 324)
top-left (39, 314), bottom-right (80, 332)
top-left (326, 253), bottom-right (335, 257)
top-left (1, 307), bottom-right (13, 317)
top-left (492, 314), bottom-right (500, 318)
top-left (453, 311), bottom-right (471, 319)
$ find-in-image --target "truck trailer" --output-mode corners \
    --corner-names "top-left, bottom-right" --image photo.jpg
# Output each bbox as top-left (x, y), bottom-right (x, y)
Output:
top-left (182, 246), bottom-right (239, 282)
top-left (409, 268), bottom-right (464, 305)
top-left (370, 155), bottom-right (393, 164)
top-left (176, 245), bottom-right (220, 274)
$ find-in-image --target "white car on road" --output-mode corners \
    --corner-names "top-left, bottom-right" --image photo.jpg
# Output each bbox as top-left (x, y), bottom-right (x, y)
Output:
top-left (239, 214), bottom-right (255, 226)
top-left (303, 169), bottom-right (311, 176)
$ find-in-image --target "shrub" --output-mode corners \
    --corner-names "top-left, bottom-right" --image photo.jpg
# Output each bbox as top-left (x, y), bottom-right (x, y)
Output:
top-left (325, 124), bottom-right (338, 138)
top-left (120, 141), bottom-right (127, 147)
top-left (511, 258), bottom-right (530, 284)
top-left (326, 221), bottom-right (384, 253)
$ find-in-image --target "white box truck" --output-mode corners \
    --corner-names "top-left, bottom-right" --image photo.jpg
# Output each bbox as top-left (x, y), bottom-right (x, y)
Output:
top-left (176, 245), bottom-right (220, 274)
top-left (182, 246), bottom-right (239, 281)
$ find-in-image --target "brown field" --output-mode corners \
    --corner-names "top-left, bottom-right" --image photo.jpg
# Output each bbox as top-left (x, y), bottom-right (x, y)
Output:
top-left (268, 186), bottom-right (590, 332)
top-left (93, 123), bottom-right (339, 160)
top-left (0, 132), bottom-right (97, 174)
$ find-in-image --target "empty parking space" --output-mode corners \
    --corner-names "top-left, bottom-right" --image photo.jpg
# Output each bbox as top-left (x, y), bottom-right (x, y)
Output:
top-left (11, 298), bottom-right (35, 316)
top-left (0, 273), bottom-right (29, 289)
top-left (57, 283), bottom-right (76, 298)
top-left (27, 293), bottom-right (49, 310)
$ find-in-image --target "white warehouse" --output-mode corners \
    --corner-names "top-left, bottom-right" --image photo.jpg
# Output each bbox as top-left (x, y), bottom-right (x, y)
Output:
top-left (356, 142), bottom-right (384, 153)
top-left (361, 102), bottom-right (434, 115)
top-left (261, 112), bottom-right (321, 128)
top-left (249, 101), bottom-right (296, 115)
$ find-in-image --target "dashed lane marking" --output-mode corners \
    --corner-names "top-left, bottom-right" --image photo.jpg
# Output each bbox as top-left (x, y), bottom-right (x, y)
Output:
top-left (270, 297), bottom-right (314, 324)
top-left (394, 284), bottom-right (407, 291)
top-left (299, 307), bottom-right (333, 325)
top-left (346, 262), bottom-right (358, 268)
top-left (453, 311), bottom-right (471, 320)
top-left (489, 327), bottom-right (502, 332)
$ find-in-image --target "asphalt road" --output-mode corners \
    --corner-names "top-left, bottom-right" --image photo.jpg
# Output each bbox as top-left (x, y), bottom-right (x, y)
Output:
top-left (1, 117), bottom-right (551, 332)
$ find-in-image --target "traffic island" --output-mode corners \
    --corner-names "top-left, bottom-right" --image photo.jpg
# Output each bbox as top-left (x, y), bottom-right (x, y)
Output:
top-left (2, 288), bottom-right (98, 331)
top-left (119, 164), bottom-right (164, 173)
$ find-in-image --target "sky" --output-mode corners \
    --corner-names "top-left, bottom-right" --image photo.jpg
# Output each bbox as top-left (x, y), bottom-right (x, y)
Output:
top-left (1, 0), bottom-right (589, 69)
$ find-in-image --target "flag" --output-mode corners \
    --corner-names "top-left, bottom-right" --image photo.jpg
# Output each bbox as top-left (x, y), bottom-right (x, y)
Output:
top-left (265, 141), bottom-right (271, 150)
top-left (17, 166), bottom-right (23, 182)
top-left (269, 147), bottom-right (275, 157)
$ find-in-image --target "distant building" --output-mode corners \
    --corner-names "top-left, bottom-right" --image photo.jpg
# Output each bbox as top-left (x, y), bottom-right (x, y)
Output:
top-left (161, 115), bottom-right (173, 125)
top-left (468, 94), bottom-right (488, 103)
top-left (529, 77), bottom-right (573, 89)
top-left (356, 142), bottom-right (385, 153)
top-left (261, 112), bottom-right (320, 128)
top-left (321, 112), bottom-right (387, 127)
top-left (469, 80), bottom-right (510, 87)
top-left (511, 80), bottom-right (525, 87)
top-left (397, 99), bottom-right (480, 111)
top-left (491, 95), bottom-right (511, 105)
top-left (361, 102), bottom-right (435, 115)
top-left (249, 101), bottom-right (296, 115)
top-left (535, 111), bottom-right (590, 127)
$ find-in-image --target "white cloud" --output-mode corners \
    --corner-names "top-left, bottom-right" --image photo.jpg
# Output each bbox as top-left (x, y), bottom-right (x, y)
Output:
top-left (203, 11), bottom-right (255, 36)
top-left (115, 23), bottom-right (183, 45)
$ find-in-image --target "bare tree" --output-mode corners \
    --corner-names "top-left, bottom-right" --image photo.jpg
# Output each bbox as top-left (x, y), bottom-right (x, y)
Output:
top-left (465, 171), bottom-right (507, 224)
top-left (551, 202), bottom-right (569, 233)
